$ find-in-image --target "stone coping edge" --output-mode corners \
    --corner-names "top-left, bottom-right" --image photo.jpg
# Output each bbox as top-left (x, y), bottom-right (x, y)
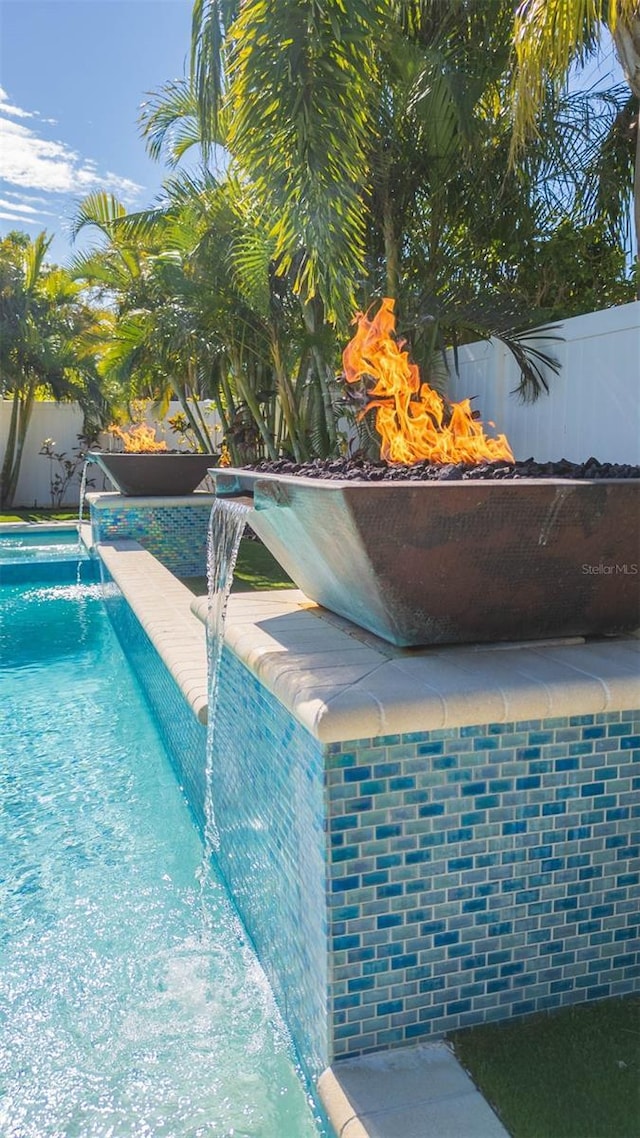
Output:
top-left (318, 1068), bottom-right (369, 1138)
top-left (87, 535), bottom-right (639, 747)
top-left (0, 520), bottom-right (80, 532)
top-left (87, 491), bottom-right (216, 509)
top-left (191, 592), bottom-right (640, 745)
top-left (96, 540), bottom-right (209, 724)
top-left (317, 1042), bottom-right (509, 1138)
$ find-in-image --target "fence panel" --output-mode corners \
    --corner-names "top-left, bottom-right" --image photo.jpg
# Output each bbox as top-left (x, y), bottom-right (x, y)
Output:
top-left (448, 301), bottom-right (640, 465)
top-left (0, 401), bottom-right (221, 508)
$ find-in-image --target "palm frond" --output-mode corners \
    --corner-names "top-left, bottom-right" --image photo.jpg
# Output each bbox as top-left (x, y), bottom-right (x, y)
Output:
top-left (224, 0), bottom-right (387, 323)
top-left (493, 324), bottom-right (563, 401)
top-left (409, 292), bottom-right (562, 400)
top-left (24, 232), bottom-right (53, 292)
top-left (582, 90), bottom-right (635, 247)
top-left (139, 79), bottom-right (203, 165)
top-left (509, 0), bottom-right (638, 158)
top-left (191, 0), bottom-right (235, 156)
top-left (70, 192), bottom-right (127, 241)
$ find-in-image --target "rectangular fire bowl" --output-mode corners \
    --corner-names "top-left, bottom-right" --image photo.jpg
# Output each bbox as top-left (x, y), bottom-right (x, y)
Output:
top-left (214, 469), bottom-right (640, 647)
top-left (92, 452), bottom-right (217, 496)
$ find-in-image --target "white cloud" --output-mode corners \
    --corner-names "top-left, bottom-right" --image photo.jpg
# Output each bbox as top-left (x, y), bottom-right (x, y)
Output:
top-left (0, 210), bottom-right (40, 224)
top-left (0, 88), bottom-right (142, 203)
top-left (0, 85), bottom-right (35, 119)
top-left (2, 190), bottom-right (51, 205)
top-left (0, 196), bottom-right (52, 216)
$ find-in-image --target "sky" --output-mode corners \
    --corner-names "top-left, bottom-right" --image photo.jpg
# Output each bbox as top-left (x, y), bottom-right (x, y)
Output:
top-left (0, 0), bottom-right (193, 264)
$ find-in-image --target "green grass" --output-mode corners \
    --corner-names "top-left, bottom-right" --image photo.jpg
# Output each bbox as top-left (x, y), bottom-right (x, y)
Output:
top-left (0, 509), bottom-right (78, 523)
top-left (450, 997), bottom-right (640, 1138)
top-left (181, 537), bottom-right (293, 595)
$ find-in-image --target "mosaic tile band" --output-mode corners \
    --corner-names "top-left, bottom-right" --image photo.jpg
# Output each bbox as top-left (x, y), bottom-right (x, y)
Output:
top-left (213, 648), bottom-right (639, 1063)
top-left (214, 648), bottom-right (329, 1078)
top-left (90, 495), bottom-right (214, 576)
top-left (326, 713), bottom-right (639, 1057)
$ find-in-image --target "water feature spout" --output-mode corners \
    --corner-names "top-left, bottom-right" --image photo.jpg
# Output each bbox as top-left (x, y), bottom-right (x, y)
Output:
top-left (77, 452), bottom-right (98, 528)
top-left (76, 455), bottom-right (97, 548)
top-left (201, 498), bottom-right (252, 871)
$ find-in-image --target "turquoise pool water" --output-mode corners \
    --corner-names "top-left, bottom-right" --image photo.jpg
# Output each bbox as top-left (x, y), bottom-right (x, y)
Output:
top-left (0, 579), bottom-right (328, 1137)
top-left (0, 527), bottom-right (87, 562)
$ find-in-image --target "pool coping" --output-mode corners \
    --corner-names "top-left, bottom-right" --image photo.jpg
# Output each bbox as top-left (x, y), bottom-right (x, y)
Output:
top-left (317, 1042), bottom-right (509, 1138)
top-left (190, 592), bottom-right (640, 744)
top-left (88, 490), bottom-right (217, 510)
top-left (0, 520), bottom-right (81, 532)
top-left (92, 538), bottom-right (639, 742)
top-left (96, 540), bottom-right (209, 724)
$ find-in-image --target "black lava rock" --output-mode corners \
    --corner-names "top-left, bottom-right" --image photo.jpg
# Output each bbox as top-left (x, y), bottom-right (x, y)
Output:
top-left (246, 456), bottom-right (640, 482)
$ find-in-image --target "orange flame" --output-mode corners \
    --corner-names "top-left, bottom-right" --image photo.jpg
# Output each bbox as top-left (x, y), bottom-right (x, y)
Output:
top-left (342, 298), bottom-right (514, 466)
top-left (109, 423), bottom-right (168, 453)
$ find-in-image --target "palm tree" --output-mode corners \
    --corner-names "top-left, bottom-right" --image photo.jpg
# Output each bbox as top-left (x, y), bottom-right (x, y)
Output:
top-left (188, 2), bottom-right (632, 348)
top-left (71, 190), bottom-right (222, 454)
top-left (71, 180), bottom-right (339, 463)
top-left (190, 0), bottom-right (386, 323)
top-left (111, 0), bottom-right (630, 475)
top-left (509, 0), bottom-right (640, 279)
top-left (0, 231), bottom-right (105, 508)
top-left (140, 81), bottom-right (344, 455)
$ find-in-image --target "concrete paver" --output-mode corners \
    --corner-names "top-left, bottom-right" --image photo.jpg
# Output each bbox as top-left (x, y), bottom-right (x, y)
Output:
top-left (319, 1042), bottom-right (509, 1138)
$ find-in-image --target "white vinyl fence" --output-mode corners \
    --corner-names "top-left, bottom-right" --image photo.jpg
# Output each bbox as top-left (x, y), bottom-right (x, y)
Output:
top-left (0, 400), bottom-right (221, 509)
top-left (2, 303), bottom-right (638, 508)
top-left (448, 301), bottom-right (640, 465)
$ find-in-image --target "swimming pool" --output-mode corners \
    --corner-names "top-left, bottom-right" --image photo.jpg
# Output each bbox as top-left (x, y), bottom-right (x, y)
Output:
top-left (0, 575), bottom-right (330, 1137)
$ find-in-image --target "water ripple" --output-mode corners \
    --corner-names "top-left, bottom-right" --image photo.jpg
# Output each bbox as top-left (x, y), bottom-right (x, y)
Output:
top-left (0, 584), bottom-right (326, 1137)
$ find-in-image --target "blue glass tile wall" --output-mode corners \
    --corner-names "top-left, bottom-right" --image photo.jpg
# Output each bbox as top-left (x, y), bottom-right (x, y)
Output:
top-left (213, 648), bottom-right (329, 1078)
top-left (326, 715), bottom-right (640, 1057)
top-left (92, 501), bottom-right (212, 576)
top-left (103, 580), bottom-right (208, 829)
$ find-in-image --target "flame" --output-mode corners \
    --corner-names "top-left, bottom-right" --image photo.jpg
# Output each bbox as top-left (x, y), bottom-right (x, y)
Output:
top-left (108, 423), bottom-right (168, 453)
top-left (342, 298), bottom-right (514, 466)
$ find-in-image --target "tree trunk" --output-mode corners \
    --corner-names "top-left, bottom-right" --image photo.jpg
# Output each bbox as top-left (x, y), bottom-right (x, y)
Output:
top-left (382, 190), bottom-right (400, 301)
top-left (0, 382), bottom-right (36, 508)
top-left (302, 295), bottom-right (338, 453)
top-left (0, 391), bottom-right (20, 507)
top-left (613, 16), bottom-right (640, 296)
top-left (270, 331), bottom-right (307, 462)
top-left (228, 347), bottom-right (278, 460)
top-left (175, 362), bottom-right (215, 452)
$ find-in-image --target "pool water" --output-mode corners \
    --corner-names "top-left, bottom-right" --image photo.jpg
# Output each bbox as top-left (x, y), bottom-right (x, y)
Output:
top-left (0, 580), bottom-right (328, 1137)
top-left (0, 528), bottom-right (87, 562)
